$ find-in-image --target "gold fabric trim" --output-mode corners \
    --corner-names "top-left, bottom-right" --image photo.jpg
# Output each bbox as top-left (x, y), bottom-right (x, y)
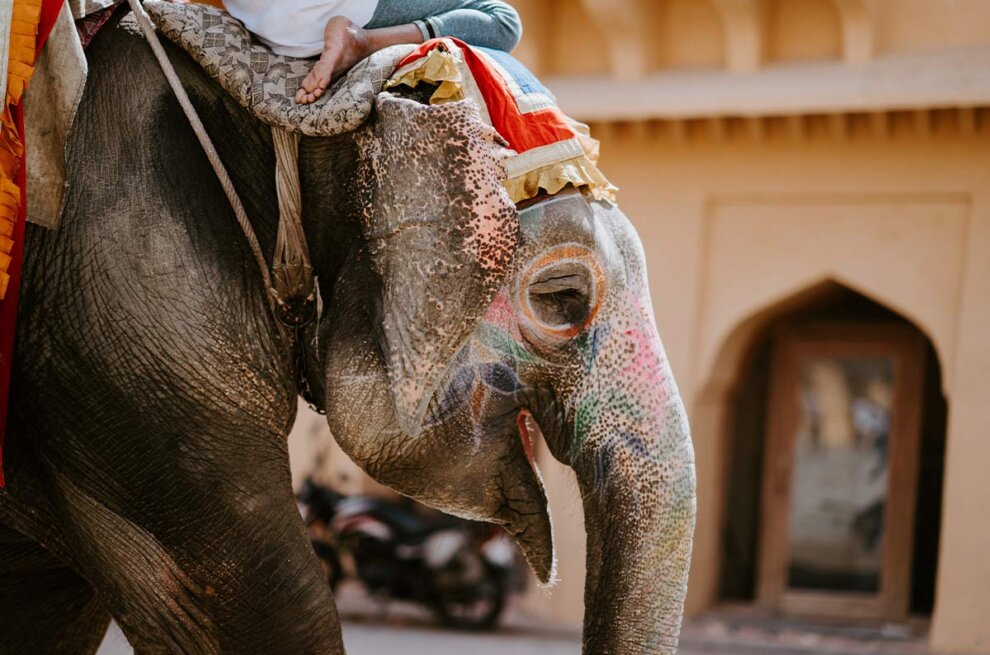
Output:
top-left (385, 44), bottom-right (618, 206)
top-left (386, 48), bottom-right (464, 104)
top-left (505, 154), bottom-right (618, 204)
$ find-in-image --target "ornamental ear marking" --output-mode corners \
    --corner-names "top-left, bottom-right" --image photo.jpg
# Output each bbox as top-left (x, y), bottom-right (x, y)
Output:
top-left (359, 94), bottom-right (520, 436)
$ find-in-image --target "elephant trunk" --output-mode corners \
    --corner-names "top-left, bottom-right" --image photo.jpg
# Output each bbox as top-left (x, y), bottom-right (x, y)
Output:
top-left (559, 318), bottom-right (696, 654)
top-left (575, 412), bottom-right (695, 654)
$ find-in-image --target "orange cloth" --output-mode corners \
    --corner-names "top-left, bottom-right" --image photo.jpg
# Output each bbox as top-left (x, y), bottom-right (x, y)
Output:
top-left (0, 0), bottom-right (62, 488)
top-left (0, 0), bottom-right (44, 300)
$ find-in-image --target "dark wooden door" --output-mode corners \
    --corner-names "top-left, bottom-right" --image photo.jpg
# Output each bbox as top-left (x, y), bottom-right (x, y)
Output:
top-left (757, 323), bottom-right (925, 620)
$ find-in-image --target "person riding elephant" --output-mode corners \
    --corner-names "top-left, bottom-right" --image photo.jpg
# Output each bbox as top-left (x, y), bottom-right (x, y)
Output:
top-left (0, 7), bottom-right (695, 655)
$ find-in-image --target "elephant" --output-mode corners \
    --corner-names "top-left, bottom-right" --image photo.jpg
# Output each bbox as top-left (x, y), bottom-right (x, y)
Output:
top-left (0, 9), bottom-right (696, 655)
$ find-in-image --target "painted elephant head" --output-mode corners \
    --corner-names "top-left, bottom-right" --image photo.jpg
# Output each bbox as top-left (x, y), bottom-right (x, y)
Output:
top-left (324, 94), bottom-right (696, 654)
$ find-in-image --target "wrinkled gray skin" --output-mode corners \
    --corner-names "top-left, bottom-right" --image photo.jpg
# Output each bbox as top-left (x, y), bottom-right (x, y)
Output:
top-left (0, 11), bottom-right (695, 655)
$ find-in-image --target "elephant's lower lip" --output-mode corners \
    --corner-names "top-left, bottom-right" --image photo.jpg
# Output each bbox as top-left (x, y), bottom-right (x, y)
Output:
top-left (517, 410), bottom-right (536, 466)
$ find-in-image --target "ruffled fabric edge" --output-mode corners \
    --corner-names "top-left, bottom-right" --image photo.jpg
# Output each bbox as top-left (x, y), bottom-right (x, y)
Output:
top-left (504, 153), bottom-right (617, 205)
top-left (0, 0), bottom-right (43, 299)
top-left (386, 47), bottom-right (464, 104)
top-left (386, 47), bottom-right (617, 205)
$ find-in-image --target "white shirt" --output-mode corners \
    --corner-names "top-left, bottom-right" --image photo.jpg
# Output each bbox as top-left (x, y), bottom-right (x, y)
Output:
top-left (224, 0), bottom-right (380, 58)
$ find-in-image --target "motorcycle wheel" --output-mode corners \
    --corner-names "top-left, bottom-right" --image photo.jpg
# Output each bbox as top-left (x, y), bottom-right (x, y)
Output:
top-left (433, 562), bottom-right (507, 631)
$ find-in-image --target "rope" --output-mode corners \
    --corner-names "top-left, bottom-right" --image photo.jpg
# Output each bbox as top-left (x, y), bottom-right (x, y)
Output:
top-left (125, 0), bottom-right (277, 315)
top-left (271, 128), bottom-right (316, 317)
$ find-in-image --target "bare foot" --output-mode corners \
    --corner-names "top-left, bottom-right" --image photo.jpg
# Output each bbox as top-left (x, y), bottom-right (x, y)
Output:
top-left (296, 16), bottom-right (371, 105)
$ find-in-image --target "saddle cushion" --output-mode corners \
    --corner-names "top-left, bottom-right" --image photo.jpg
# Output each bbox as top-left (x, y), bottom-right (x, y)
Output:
top-left (144, 0), bottom-right (417, 137)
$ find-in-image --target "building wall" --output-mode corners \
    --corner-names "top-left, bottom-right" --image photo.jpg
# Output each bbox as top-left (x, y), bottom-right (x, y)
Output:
top-left (515, 0), bottom-right (990, 76)
top-left (292, 2), bottom-right (990, 652)
top-left (513, 118), bottom-right (990, 643)
top-left (508, 3), bottom-right (990, 652)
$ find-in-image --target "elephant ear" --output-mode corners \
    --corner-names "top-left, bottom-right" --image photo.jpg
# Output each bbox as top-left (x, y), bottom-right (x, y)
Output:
top-left (355, 94), bottom-right (519, 437)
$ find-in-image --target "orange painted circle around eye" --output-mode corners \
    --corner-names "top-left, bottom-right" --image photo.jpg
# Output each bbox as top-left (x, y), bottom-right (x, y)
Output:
top-left (517, 244), bottom-right (607, 340)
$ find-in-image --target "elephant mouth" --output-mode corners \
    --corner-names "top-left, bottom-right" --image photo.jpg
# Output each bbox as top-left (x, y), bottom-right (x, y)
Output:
top-left (406, 381), bottom-right (556, 584)
top-left (498, 407), bottom-right (557, 586)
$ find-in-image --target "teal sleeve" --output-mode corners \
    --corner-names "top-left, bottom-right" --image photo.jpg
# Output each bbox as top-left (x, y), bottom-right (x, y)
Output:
top-left (367, 0), bottom-right (522, 52)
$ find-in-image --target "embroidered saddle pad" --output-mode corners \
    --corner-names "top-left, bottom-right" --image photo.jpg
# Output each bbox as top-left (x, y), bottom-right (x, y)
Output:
top-left (144, 0), bottom-right (418, 137)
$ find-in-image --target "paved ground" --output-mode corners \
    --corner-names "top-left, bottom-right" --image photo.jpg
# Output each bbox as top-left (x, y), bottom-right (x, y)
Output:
top-left (95, 586), bottom-right (934, 655)
top-left (96, 616), bottom-right (935, 655)
top-left (96, 620), bottom-right (581, 655)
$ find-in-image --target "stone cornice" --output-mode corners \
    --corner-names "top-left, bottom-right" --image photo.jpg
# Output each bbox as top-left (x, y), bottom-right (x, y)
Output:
top-left (547, 47), bottom-right (990, 123)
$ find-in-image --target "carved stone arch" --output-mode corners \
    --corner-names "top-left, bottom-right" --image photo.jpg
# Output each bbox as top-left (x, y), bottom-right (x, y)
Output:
top-left (833, 0), bottom-right (876, 64)
top-left (688, 277), bottom-right (949, 615)
top-left (663, 0), bottom-right (725, 70)
top-left (578, 0), bottom-right (727, 75)
top-left (765, 0), bottom-right (843, 63)
top-left (700, 277), bottom-right (949, 403)
top-left (578, 0), bottom-right (656, 78)
top-left (712, 0), bottom-right (765, 73)
top-left (711, 0), bottom-right (875, 72)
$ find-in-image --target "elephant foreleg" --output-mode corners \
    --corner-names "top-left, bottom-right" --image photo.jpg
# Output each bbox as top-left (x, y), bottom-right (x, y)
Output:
top-left (0, 525), bottom-right (111, 655)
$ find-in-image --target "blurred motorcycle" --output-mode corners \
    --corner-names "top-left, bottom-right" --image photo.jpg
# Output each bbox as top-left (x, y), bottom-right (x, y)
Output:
top-left (297, 478), bottom-right (515, 630)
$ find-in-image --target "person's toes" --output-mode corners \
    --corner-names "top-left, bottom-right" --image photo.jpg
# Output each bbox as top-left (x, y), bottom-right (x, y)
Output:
top-left (300, 72), bottom-right (317, 94)
top-left (296, 88), bottom-right (316, 105)
top-left (312, 64), bottom-right (334, 90)
top-left (312, 86), bottom-right (325, 99)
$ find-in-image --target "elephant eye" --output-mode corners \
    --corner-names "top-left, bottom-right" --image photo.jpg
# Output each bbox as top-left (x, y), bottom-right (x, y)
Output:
top-left (518, 244), bottom-right (607, 341)
top-left (527, 267), bottom-right (592, 328)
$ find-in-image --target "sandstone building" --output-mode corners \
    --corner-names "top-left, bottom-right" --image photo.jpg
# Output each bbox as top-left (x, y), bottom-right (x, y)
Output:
top-left (291, 2), bottom-right (990, 652)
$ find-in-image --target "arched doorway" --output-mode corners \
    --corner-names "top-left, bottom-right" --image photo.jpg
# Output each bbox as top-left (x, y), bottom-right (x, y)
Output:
top-left (718, 282), bottom-right (947, 620)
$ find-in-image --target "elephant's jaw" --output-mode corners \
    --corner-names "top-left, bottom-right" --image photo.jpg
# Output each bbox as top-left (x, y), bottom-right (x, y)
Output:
top-left (324, 274), bottom-right (555, 584)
